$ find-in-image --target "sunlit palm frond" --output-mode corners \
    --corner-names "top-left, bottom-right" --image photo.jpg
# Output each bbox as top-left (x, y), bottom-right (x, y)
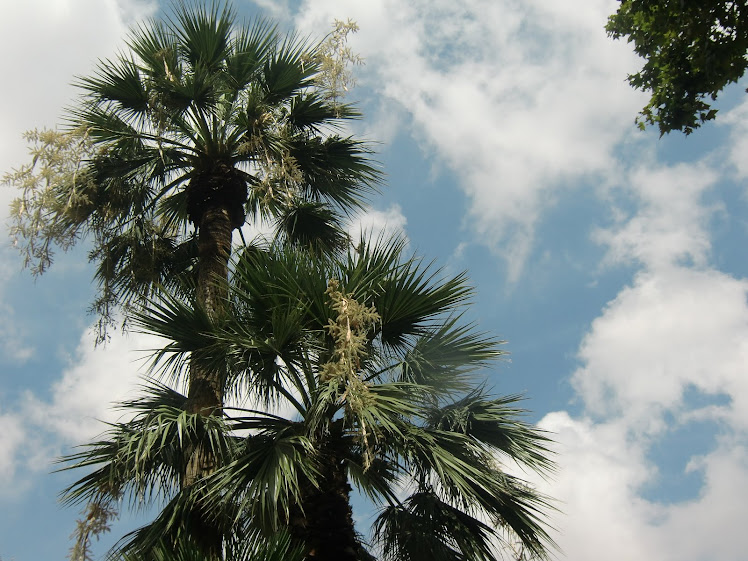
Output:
top-left (59, 381), bottom-right (235, 509)
top-left (225, 18), bottom-right (276, 91)
top-left (260, 32), bottom-right (317, 104)
top-left (426, 392), bottom-right (555, 474)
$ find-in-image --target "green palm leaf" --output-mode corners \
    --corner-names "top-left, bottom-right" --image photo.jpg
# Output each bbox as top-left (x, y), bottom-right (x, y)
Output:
top-left (58, 381), bottom-right (235, 508)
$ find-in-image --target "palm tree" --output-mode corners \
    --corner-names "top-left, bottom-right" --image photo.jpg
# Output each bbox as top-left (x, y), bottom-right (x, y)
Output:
top-left (11, 3), bottom-right (377, 554)
top-left (73, 0), bottom-right (376, 403)
top-left (61, 236), bottom-right (556, 561)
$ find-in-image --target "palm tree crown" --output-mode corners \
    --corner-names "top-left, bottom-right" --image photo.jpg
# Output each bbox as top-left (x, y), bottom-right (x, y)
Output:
top-left (13, 1), bottom-right (378, 330)
top-left (61, 237), bottom-right (556, 561)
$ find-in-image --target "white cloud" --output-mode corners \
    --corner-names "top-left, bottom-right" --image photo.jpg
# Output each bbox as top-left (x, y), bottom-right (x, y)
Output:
top-left (0, 326), bottom-right (163, 495)
top-left (721, 95), bottom-right (748, 181)
top-left (347, 204), bottom-right (408, 243)
top-left (533, 229), bottom-right (748, 560)
top-left (26, 327), bottom-right (162, 443)
top-left (295, 0), bottom-right (647, 279)
top-left (516, 115), bottom-right (748, 557)
top-left (534, 413), bottom-right (748, 561)
top-left (661, 443), bottom-right (748, 561)
top-left (572, 267), bottom-right (748, 429)
top-left (594, 163), bottom-right (719, 270)
top-left (533, 413), bottom-right (659, 560)
top-left (0, 1), bottom-right (156, 184)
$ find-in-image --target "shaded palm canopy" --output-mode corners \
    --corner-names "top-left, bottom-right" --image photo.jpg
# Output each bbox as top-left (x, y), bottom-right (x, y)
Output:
top-left (62, 237), bottom-right (557, 561)
top-left (9, 1), bottom-right (378, 335)
top-left (9, 5), bottom-right (379, 526)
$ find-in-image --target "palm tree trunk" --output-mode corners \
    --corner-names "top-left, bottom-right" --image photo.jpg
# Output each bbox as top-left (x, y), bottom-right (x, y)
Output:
top-left (187, 204), bottom-right (232, 417)
top-left (290, 422), bottom-right (374, 561)
top-left (184, 204), bottom-right (233, 557)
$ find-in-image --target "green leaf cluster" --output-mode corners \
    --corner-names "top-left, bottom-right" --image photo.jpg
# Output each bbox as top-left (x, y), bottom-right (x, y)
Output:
top-left (607, 0), bottom-right (748, 134)
top-left (4, 2), bottom-right (557, 559)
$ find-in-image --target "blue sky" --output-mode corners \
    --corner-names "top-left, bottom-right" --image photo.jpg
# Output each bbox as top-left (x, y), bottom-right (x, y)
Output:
top-left (2, 1), bottom-right (748, 559)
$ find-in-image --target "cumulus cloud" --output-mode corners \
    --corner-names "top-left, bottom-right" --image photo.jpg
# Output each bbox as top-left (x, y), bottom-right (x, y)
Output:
top-left (572, 267), bottom-right (748, 429)
top-left (0, 326), bottom-right (162, 495)
top-left (26, 328), bottom-right (162, 443)
top-left (536, 412), bottom-right (748, 561)
top-left (534, 412), bottom-right (748, 561)
top-left (531, 155), bottom-right (748, 559)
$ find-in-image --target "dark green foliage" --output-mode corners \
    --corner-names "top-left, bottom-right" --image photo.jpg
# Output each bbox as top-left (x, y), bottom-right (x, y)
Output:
top-left (60, 237), bottom-right (556, 560)
top-left (6, 0), bottom-right (379, 337)
top-left (607, 0), bottom-right (748, 134)
top-left (14, 3), bottom-right (556, 559)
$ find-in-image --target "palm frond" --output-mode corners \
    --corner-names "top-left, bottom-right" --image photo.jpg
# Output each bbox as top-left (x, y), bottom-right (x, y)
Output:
top-left (75, 57), bottom-right (149, 118)
top-left (426, 392), bottom-right (555, 474)
top-left (203, 426), bottom-right (318, 532)
top-left (111, 486), bottom-right (229, 560)
top-left (261, 31), bottom-right (317, 104)
top-left (374, 489), bottom-right (499, 561)
top-left (384, 317), bottom-right (504, 393)
top-left (291, 135), bottom-right (381, 213)
top-left (58, 381), bottom-right (235, 509)
top-left (274, 199), bottom-right (350, 255)
top-left (171, 0), bottom-right (234, 73)
top-left (287, 93), bottom-right (360, 133)
top-left (225, 18), bottom-right (276, 90)
top-left (396, 425), bottom-right (556, 559)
